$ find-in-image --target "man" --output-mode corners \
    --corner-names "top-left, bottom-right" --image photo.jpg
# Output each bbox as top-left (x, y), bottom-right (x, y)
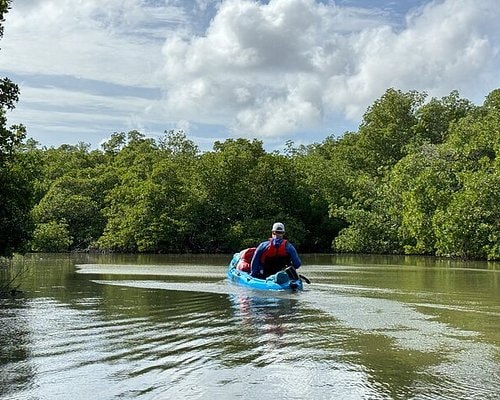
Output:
top-left (250, 222), bottom-right (302, 278)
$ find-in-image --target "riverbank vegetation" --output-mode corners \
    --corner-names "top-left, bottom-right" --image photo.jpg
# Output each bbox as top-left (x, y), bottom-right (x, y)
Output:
top-left (0, 87), bottom-right (498, 260)
top-left (1, 3), bottom-right (498, 260)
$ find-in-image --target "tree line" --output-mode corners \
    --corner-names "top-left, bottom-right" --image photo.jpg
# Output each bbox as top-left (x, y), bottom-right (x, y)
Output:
top-left (1, 3), bottom-right (499, 260)
top-left (0, 87), bottom-right (498, 260)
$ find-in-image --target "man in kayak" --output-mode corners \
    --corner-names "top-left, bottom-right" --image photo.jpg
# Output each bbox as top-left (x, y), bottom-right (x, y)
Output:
top-left (250, 222), bottom-right (302, 278)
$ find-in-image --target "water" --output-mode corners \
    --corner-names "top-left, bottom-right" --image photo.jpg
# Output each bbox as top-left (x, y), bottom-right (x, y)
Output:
top-left (1, 253), bottom-right (499, 399)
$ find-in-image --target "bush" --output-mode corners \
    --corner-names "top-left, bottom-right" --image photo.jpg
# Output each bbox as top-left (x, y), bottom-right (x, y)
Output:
top-left (31, 221), bottom-right (72, 252)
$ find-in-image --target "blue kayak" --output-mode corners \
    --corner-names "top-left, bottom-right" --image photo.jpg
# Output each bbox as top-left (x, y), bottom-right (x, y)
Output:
top-left (227, 252), bottom-right (303, 291)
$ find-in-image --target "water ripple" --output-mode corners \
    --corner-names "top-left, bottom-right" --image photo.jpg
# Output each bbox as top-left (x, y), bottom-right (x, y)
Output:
top-left (2, 259), bottom-right (500, 400)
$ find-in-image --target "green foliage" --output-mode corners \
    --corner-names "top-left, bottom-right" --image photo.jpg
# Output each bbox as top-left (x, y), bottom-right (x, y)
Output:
top-left (328, 88), bottom-right (499, 260)
top-left (194, 138), bottom-right (267, 251)
top-left (0, 2), bottom-right (35, 256)
top-left (1, 76), bottom-right (498, 259)
top-left (387, 145), bottom-right (460, 254)
top-left (430, 96), bottom-right (500, 260)
top-left (30, 147), bottom-right (115, 252)
top-left (0, 164), bottom-right (34, 256)
top-left (97, 131), bottom-right (201, 252)
top-left (32, 180), bottom-right (104, 250)
top-left (414, 90), bottom-right (475, 145)
top-left (331, 174), bottom-right (402, 254)
top-left (434, 170), bottom-right (500, 260)
top-left (357, 88), bottom-right (426, 173)
top-left (31, 220), bottom-right (72, 252)
top-left (1, 0), bottom-right (496, 259)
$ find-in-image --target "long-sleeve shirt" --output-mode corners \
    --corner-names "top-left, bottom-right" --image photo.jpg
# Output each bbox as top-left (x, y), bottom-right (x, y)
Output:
top-left (250, 237), bottom-right (302, 277)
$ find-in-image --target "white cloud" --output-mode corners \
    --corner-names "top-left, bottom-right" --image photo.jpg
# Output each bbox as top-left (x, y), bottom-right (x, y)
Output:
top-left (158, 0), bottom-right (500, 138)
top-left (1, 0), bottom-right (500, 147)
top-left (336, 0), bottom-right (499, 108)
top-left (159, 0), bottom-right (388, 136)
top-left (1, 0), bottom-right (186, 86)
top-left (8, 84), bottom-right (167, 144)
top-left (1, 0), bottom-right (197, 146)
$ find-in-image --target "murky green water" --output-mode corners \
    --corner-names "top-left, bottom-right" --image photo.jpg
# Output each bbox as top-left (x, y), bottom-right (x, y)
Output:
top-left (1, 253), bottom-right (499, 399)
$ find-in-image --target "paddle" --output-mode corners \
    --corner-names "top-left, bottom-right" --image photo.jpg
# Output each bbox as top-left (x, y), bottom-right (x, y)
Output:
top-left (285, 266), bottom-right (311, 284)
top-left (299, 273), bottom-right (311, 284)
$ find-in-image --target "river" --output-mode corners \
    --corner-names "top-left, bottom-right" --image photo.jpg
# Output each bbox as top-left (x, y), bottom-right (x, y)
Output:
top-left (1, 253), bottom-right (499, 399)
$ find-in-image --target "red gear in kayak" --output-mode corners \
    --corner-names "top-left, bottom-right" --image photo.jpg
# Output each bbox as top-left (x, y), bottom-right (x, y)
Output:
top-left (236, 247), bottom-right (256, 272)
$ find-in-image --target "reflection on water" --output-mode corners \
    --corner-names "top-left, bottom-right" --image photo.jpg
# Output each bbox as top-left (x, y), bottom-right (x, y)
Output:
top-left (0, 300), bottom-right (34, 398)
top-left (229, 294), bottom-right (298, 356)
top-left (0, 253), bottom-right (499, 400)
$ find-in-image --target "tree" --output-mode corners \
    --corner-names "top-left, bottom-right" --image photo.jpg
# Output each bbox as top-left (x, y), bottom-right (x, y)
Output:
top-left (101, 132), bottom-right (127, 155)
top-left (357, 88), bottom-right (426, 174)
top-left (287, 140), bottom-right (348, 251)
top-left (331, 172), bottom-right (403, 254)
top-left (434, 170), bottom-right (500, 259)
top-left (0, 0), bottom-right (33, 256)
top-left (432, 91), bottom-right (500, 259)
top-left (0, 77), bottom-right (495, 260)
top-left (97, 131), bottom-right (201, 252)
top-left (414, 90), bottom-right (474, 145)
top-left (387, 145), bottom-right (459, 254)
top-left (31, 220), bottom-right (72, 252)
top-left (196, 139), bottom-right (267, 251)
top-left (158, 129), bottom-right (199, 157)
top-left (32, 177), bottom-right (104, 251)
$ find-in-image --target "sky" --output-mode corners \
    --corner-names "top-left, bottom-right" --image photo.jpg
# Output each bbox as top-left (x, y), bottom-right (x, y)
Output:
top-left (1, 0), bottom-right (499, 152)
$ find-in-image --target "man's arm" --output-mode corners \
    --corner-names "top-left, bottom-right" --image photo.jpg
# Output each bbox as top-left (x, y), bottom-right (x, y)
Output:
top-left (250, 242), bottom-right (266, 276)
top-left (286, 242), bottom-right (302, 269)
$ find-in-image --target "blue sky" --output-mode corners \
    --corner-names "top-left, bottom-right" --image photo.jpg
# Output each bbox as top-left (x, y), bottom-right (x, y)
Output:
top-left (1, 0), bottom-right (499, 152)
